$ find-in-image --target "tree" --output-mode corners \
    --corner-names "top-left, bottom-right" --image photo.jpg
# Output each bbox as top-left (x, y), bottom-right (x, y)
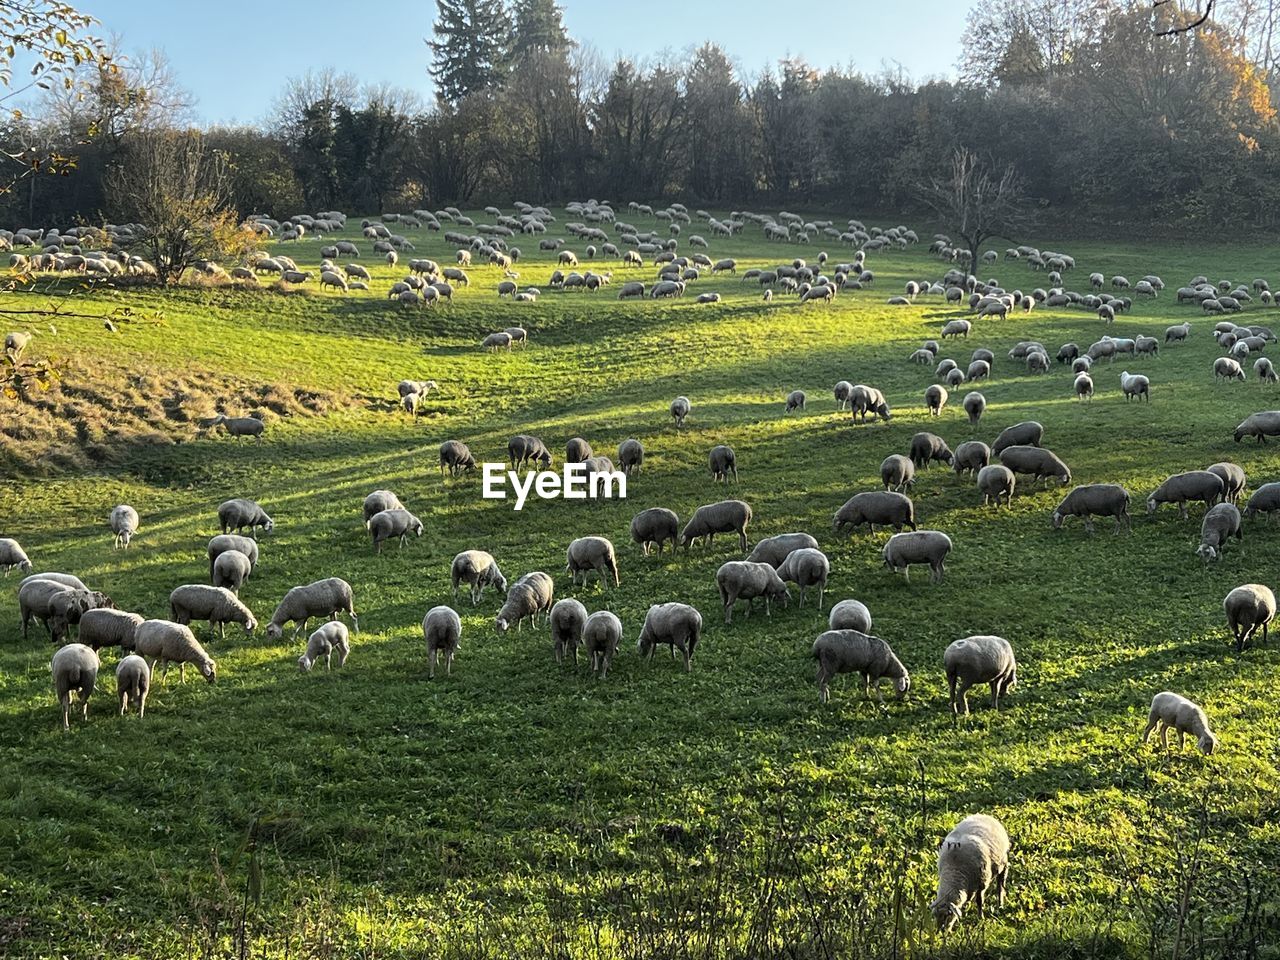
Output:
top-left (916, 148), bottom-right (1030, 269)
top-left (428, 0), bottom-right (508, 105)
top-left (959, 0), bottom-right (1106, 90)
top-left (107, 131), bottom-right (257, 285)
top-left (508, 0), bottom-right (571, 65)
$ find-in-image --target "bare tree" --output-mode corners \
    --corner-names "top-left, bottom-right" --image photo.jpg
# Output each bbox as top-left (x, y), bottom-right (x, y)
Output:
top-left (916, 148), bottom-right (1030, 270)
top-left (1154, 0), bottom-right (1217, 34)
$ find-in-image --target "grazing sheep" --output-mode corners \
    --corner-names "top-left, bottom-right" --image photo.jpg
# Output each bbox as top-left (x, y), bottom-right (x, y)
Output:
top-left (1223, 583), bottom-right (1275, 652)
top-left (1234, 410), bottom-right (1280, 443)
top-left (812, 630), bottom-right (909, 704)
top-left (51, 643), bottom-right (99, 729)
top-left (1254, 357), bottom-right (1277, 382)
top-left (1244, 481), bottom-right (1280, 519)
top-left (567, 536), bottom-right (620, 588)
top-left (834, 381), bottom-right (854, 410)
top-left (564, 437), bottom-right (594, 463)
top-left (77, 608), bottom-right (144, 651)
top-left (834, 491), bottom-right (916, 535)
top-left (944, 635), bottom-right (1016, 714)
top-left (883, 531), bottom-right (952, 583)
top-left (396, 380), bottom-right (437, 399)
top-left (495, 571), bottom-right (554, 632)
top-left (266, 578), bottom-right (358, 641)
top-left (881, 454), bottom-right (916, 491)
top-left (708, 444), bottom-right (738, 483)
top-left (670, 395), bottom-right (691, 426)
top-left (368, 508), bottom-right (424, 553)
top-left (952, 441), bottom-right (991, 477)
top-left (681, 500), bottom-right (752, 552)
top-left (850, 385), bottom-right (892, 423)
top-left (127, 620), bottom-right (216, 683)
top-left (910, 432), bottom-right (953, 469)
top-left (1143, 692), bottom-right (1217, 754)
top-left (785, 389), bottom-right (807, 413)
top-left (776, 548), bottom-right (830, 609)
top-left (110, 505), bottom-right (139, 549)
top-left (1196, 502), bottom-right (1242, 563)
top-left (450, 550), bottom-right (508, 604)
top-left (0, 537), bottom-right (32, 574)
top-left (930, 814), bottom-right (1011, 931)
top-left (206, 534), bottom-right (258, 582)
top-left (828, 599), bottom-right (872, 633)
top-left (209, 414), bottom-right (265, 442)
top-left (925, 384), bottom-right (948, 417)
top-left (963, 391), bottom-right (986, 425)
top-left (1146, 471), bottom-right (1224, 518)
top-left (169, 584), bottom-right (257, 639)
top-left (1215, 357), bottom-right (1246, 381)
top-left (617, 438), bottom-right (644, 475)
top-left (976, 464), bottom-right (1016, 507)
top-left (1207, 462), bottom-right (1246, 503)
top-left (1056, 343), bottom-right (1080, 363)
top-left (217, 498), bottom-right (273, 538)
top-left (991, 421), bottom-right (1042, 456)
top-left (1074, 372), bottom-right (1094, 401)
top-left (363, 490), bottom-right (405, 525)
top-left (508, 434), bottom-right (552, 468)
top-left (630, 507), bottom-right (679, 556)
top-left (1119, 371), bottom-right (1150, 402)
top-left (997, 446), bottom-right (1071, 487)
top-left (19, 579), bottom-right (110, 642)
top-left (636, 602), bottom-right (702, 671)
top-left (941, 319), bottom-right (971, 339)
top-left (439, 440), bottom-right (476, 476)
top-left (966, 359), bottom-right (991, 382)
top-left (482, 332), bottom-right (513, 351)
top-left (745, 532), bottom-right (819, 568)
top-left (422, 606), bottom-right (462, 678)
top-left (1166, 322), bottom-right (1192, 343)
top-left (115, 654), bottom-right (150, 717)
top-left (582, 610), bottom-right (623, 679)
top-left (1052, 484), bottom-right (1132, 533)
top-left (298, 621), bottom-right (351, 672)
top-left (550, 598), bottom-right (588, 665)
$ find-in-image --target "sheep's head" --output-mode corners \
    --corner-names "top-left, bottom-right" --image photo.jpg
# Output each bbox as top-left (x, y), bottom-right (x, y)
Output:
top-left (263, 518), bottom-right (274, 533)
top-left (297, 654), bottom-right (313, 672)
top-left (1146, 497), bottom-right (1159, 515)
top-left (266, 622), bottom-right (283, 640)
top-left (495, 617), bottom-right (510, 634)
top-left (1051, 511), bottom-right (1064, 530)
top-left (1199, 731), bottom-right (1218, 755)
top-left (243, 617), bottom-right (258, 635)
top-left (1196, 544), bottom-right (1218, 563)
top-left (930, 898), bottom-right (963, 932)
top-left (202, 660), bottom-right (217, 683)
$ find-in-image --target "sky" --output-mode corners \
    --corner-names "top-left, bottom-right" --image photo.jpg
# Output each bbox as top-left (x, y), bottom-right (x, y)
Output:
top-left (72, 0), bottom-right (968, 126)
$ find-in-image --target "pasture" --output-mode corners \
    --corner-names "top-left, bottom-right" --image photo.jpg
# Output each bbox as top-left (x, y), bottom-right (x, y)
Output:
top-left (0, 212), bottom-right (1278, 959)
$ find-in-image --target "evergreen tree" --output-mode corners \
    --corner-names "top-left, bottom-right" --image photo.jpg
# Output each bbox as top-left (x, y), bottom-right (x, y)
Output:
top-left (508, 0), bottom-right (571, 64)
top-left (428, 0), bottom-right (509, 105)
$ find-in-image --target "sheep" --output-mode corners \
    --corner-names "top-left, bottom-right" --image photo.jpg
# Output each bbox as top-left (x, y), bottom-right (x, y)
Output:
top-left (775, 548), bottom-right (830, 609)
top-left (396, 380), bottom-right (437, 399)
top-left (829, 600), bottom-right (873, 634)
top-left (991, 421), bottom-right (1042, 456)
top-left (110, 505), bottom-right (139, 549)
top-left (75, 608), bottom-right (143, 652)
top-left (617, 438), bottom-right (644, 475)
top-left (504, 326), bottom-right (528, 348)
top-left (439, 440), bottom-right (476, 475)
top-left (1073, 372), bottom-right (1094, 401)
top-left (811, 630), bottom-right (910, 704)
top-left (785, 389), bottom-right (807, 413)
top-left (1051, 484), bottom-right (1132, 534)
top-left (1115, 370), bottom-right (1150, 402)
top-left (1254, 356), bottom-right (1278, 382)
top-left (561, 437), bottom-right (594, 464)
top-left (1142, 692), bottom-right (1217, 754)
top-left (482, 332), bottom-right (513, 351)
top-left (880, 454), bottom-right (916, 491)
top-left (566, 536), bottom-right (620, 588)
top-left (582, 610), bottom-right (623, 679)
top-left (670, 395), bottom-right (691, 426)
top-left (1196, 502), bottom-right (1242, 563)
top-left (834, 491), bottom-right (916, 535)
top-left (495, 571), bottom-right (554, 632)
top-left (207, 534), bottom-right (258, 582)
top-left (0, 537), bottom-right (32, 574)
top-left (952, 440), bottom-right (990, 477)
top-left (1056, 343), bottom-right (1080, 363)
top-left (944, 635), bottom-right (1016, 714)
top-left (51, 643), bottom-right (99, 729)
top-left (115, 654), bottom-right (150, 717)
top-left (19, 579), bottom-right (111, 642)
top-left (883, 531), bottom-right (952, 583)
top-left (708, 444), bottom-right (738, 482)
top-left (850, 385), bottom-right (892, 423)
top-left (20, 571), bottom-right (87, 591)
top-left (422, 606), bottom-right (462, 678)
top-left (448, 550), bottom-right (507, 606)
top-left (637, 602), bottom-right (702, 671)
top-left (1234, 410), bottom-right (1280, 443)
top-left (1166, 322), bottom-right (1192, 343)
top-left (941, 319), bottom-right (971, 339)
top-left (909, 432), bottom-right (953, 469)
top-left (997, 446), bottom-right (1071, 487)
top-left (1206, 462), bottom-right (1246, 504)
top-left (266, 578), bottom-right (358, 641)
top-left (550, 598), bottom-right (588, 665)
top-left (834, 380), bottom-right (854, 410)
top-left (209, 414), bottom-right (265, 441)
top-left (1223, 583), bottom-right (1275, 652)
top-left (930, 814), bottom-right (1011, 931)
top-left (681, 500), bottom-right (751, 553)
top-left (976, 464), bottom-right (1016, 507)
top-left (1146, 471), bottom-right (1224, 518)
top-left (1215, 357), bottom-right (1246, 381)
top-left (127, 620), bottom-right (216, 683)
top-left (217, 498), bottom-right (273, 538)
top-left (962, 391), bottom-right (986, 426)
top-left (630, 507), bottom-right (679, 556)
top-left (966, 360), bottom-right (990, 382)
top-left (922, 384), bottom-right (947, 417)
top-left (1244, 481), bottom-right (1280, 520)
top-left (168, 584), bottom-right (257, 639)
top-left (368, 508), bottom-right (424, 553)
top-left (297, 621), bottom-right (351, 672)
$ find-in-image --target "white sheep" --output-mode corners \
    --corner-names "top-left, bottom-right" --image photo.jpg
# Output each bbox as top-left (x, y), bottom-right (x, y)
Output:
top-left (298, 621), bottom-right (351, 672)
top-left (1223, 583), bottom-right (1276, 653)
top-left (811, 629), bottom-right (909, 704)
top-left (944, 635), bottom-right (1016, 714)
top-left (930, 814), bottom-right (1011, 931)
top-left (267, 578), bottom-right (358, 640)
top-left (582, 610), bottom-right (623, 679)
top-left (51, 643), bottom-right (100, 730)
top-left (110, 504), bottom-right (139, 549)
top-left (116, 654), bottom-right (150, 717)
top-left (776, 548), bottom-right (829, 609)
top-left (423, 605), bottom-right (462, 678)
top-left (1142, 691), bottom-right (1217, 754)
top-left (127, 619), bottom-right (217, 683)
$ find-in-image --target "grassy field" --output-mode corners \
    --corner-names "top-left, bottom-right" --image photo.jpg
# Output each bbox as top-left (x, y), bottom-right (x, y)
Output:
top-left (0, 211), bottom-right (1278, 959)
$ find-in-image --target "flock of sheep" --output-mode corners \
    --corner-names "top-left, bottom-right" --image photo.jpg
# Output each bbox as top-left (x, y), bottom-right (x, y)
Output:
top-left (5, 197), bottom-right (1277, 935)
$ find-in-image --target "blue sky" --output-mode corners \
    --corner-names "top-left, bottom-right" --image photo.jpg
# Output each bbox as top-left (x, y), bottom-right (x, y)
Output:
top-left (78, 0), bottom-right (967, 125)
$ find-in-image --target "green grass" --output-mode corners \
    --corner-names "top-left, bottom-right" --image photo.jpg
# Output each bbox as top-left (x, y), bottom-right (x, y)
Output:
top-left (0, 213), bottom-right (1278, 958)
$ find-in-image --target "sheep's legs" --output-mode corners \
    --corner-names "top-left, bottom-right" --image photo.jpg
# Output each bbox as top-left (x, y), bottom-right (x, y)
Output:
top-left (996, 865), bottom-right (1009, 907)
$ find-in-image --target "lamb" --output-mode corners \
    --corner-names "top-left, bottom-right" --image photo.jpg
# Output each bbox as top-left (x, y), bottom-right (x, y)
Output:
top-left (785, 389), bottom-right (807, 413)
top-left (1196, 502), bottom-right (1242, 562)
top-left (997, 446), bottom-right (1071, 487)
top-left (1207, 462), bottom-right (1246, 503)
top-left (110, 505), bottom-right (139, 548)
top-left (422, 605), bottom-right (462, 678)
top-left (495, 571), bottom-right (554, 632)
top-left (5, 329), bottom-right (33, 358)
top-left (396, 380), bottom-right (437, 399)
top-left (209, 414), bottom-right (265, 441)
top-left (566, 536), bottom-right (620, 588)
top-left (582, 610), bottom-right (623, 679)
top-left (909, 432), bottom-right (953, 469)
top-left (1119, 370), bottom-right (1150, 402)
top-left (550, 598), bottom-right (588, 664)
top-left (1234, 410), bottom-right (1280, 443)
top-left (0, 537), bottom-right (32, 574)
top-left (298, 621), bottom-right (351, 672)
top-left (880, 454), bottom-right (916, 491)
top-left (883, 531), bottom-right (952, 583)
top-left (670, 395), bottom-right (691, 426)
top-left (439, 440), bottom-right (476, 475)
top-left (368, 508), bottom-right (424, 553)
top-left (450, 550), bottom-right (508, 604)
top-left (944, 635), bottom-right (1017, 714)
top-left (776, 548), bottom-right (830, 609)
top-left (207, 534), bottom-right (258, 581)
top-left (168, 584), bottom-right (258, 639)
top-left (217, 498), bottom-right (273, 538)
top-left (1215, 357), bottom-right (1246, 381)
top-left (1143, 692), bottom-right (1217, 754)
top-left (925, 384), bottom-right (948, 416)
top-left (1052, 484), bottom-right (1132, 533)
top-left (265, 578), bottom-right (358, 640)
top-left (681, 499), bottom-right (752, 552)
top-left (1146, 471), bottom-right (1224, 518)
top-left (963, 391), bottom-right (986, 425)
top-left (51, 643), bottom-right (99, 729)
top-left (811, 629), bottom-right (910, 704)
top-left (126, 619), bottom-right (217, 683)
top-left (115, 654), bottom-right (150, 717)
top-left (833, 491), bottom-right (916, 535)
top-left (991, 421), bottom-right (1042, 455)
top-left (630, 507), bottom-right (679, 556)
top-left (1223, 583), bottom-right (1275, 652)
top-left (930, 814), bottom-right (1011, 931)
top-left (976, 464), bottom-right (1016, 507)
top-left (637, 602), bottom-right (703, 671)
top-left (952, 441), bottom-right (990, 477)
